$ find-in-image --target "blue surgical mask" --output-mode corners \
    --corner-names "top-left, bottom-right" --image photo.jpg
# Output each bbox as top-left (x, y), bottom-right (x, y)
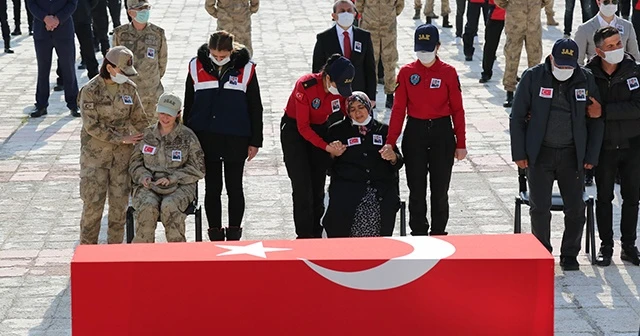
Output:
top-left (135, 9), bottom-right (150, 23)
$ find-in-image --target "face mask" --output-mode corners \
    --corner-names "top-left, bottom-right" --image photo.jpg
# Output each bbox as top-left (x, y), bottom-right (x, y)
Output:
top-left (111, 72), bottom-right (128, 84)
top-left (416, 51), bottom-right (436, 64)
top-left (135, 9), bottom-right (150, 23)
top-left (603, 47), bottom-right (625, 64)
top-left (599, 4), bottom-right (617, 17)
top-left (210, 54), bottom-right (231, 66)
top-left (552, 65), bottom-right (574, 82)
top-left (351, 114), bottom-right (372, 126)
top-left (336, 12), bottom-right (355, 28)
top-left (328, 83), bottom-right (340, 95)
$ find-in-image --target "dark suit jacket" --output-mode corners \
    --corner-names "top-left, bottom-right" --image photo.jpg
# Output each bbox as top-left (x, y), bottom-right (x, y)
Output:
top-left (27, 0), bottom-right (78, 39)
top-left (312, 26), bottom-right (376, 102)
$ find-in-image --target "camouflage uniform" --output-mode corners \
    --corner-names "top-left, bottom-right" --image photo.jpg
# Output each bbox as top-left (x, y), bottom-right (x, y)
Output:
top-left (495, 0), bottom-right (545, 92)
top-left (79, 76), bottom-right (148, 245)
top-left (113, 23), bottom-right (167, 125)
top-left (205, 0), bottom-right (259, 56)
top-left (356, 0), bottom-right (404, 95)
top-left (414, 0), bottom-right (451, 16)
top-left (129, 123), bottom-right (206, 243)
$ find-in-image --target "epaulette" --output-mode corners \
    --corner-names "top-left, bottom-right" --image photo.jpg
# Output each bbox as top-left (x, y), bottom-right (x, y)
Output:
top-left (148, 23), bottom-right (165, 34)
top-left (302, 78), bottom-right (318, 89)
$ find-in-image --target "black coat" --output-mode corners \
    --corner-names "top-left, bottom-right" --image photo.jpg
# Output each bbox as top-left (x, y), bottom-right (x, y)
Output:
top-left (322, 119), bottom-right (403, 237)
top-left (312, 26), bottom-right (376, 101)
top-left (585, 54), bottom-right (640, 150)
top-left (510, 56), bottom-right (604, 169)
top-left (73, 0), bottom-right (98, 24)
top-left (28, 0), bottom-right (77, 39)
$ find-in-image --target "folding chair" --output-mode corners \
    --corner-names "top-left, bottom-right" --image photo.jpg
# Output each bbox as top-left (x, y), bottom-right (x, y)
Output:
top-left (125, 184), bottom-right (203, 243)
top-left (514, 168), bottom-right (596, 265)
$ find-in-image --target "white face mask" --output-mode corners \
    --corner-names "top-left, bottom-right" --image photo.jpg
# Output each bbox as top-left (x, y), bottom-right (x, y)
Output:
top-left (603, 47), bottom-right (625, 64)
top-left (552, 65), bottom-right (574, 82)
top-left (416, 51), bottom-right (436, 64)
top-left (111, 72), bottom-right (128, 84)
top-left (599, 3), bottom-right (617, 17)
top-left (351, 114), bottom-right (372, 126)
top-left (209, 54), bottom-right (231, 66)
top-left (336, 12), bottom-right (355, 28)
top-left (328, 83), bottom-right (340, 95)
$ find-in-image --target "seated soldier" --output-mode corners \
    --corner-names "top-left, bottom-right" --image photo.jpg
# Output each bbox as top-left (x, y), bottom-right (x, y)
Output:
top-left (129, 93), bottom-right (206, 243)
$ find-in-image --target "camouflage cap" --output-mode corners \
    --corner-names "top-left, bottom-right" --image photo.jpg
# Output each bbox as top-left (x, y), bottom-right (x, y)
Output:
top-left (156, 93), bottom-right (182, 117)
top-left (126, 0), bottom-right (150, 9)
top-left (105, 46), bottom-right (138, 76)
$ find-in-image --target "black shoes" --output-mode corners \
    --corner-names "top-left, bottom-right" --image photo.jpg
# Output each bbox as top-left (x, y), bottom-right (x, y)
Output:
top-left (621, 245), bottom-right (640, 266)
top-left (53, 84), bottom-right (64, 92)
top-left (596, 246), bottom-right (613, 266)
top-left (226, 227), bottom-right (243, 241)
top-left (10, 28), bottom-right (21, 36)
top-left (30, 107), bottom-right (47, 118)
top-left (70, 108), bottom-right (80, 118)
top-left (208, 228), bottom-right (225, 241)
top-left (465, 55), bottom-right (473, 61)
top-left (208, 227), bottom-right (243, 241)
top-left (442, 15), bottom-right (452, 28)
top-left (560, 256), bottom-right (580, 271)
top-left (385, 94), bottom-right (394, 109)
top-left (479, 74), bottom-right (491, 83)
top-left (4, 48), bottom-right (13, 54)
top-left (503, 91), bottom-right (514, 107)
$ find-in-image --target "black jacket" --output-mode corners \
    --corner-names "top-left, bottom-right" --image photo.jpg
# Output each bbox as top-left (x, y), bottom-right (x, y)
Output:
top-left (510, 56), bottom-right (604, 169)
top-left (585, 54), bottom-right (640, 150)
top-left (312, 26), bottom-right (376, 101)
top-left (28, 0), bottom-right (77, 39)
top-left (322, 118), bottom-right (403, 238)
top-left (73, 0), bottom-right (98, 24)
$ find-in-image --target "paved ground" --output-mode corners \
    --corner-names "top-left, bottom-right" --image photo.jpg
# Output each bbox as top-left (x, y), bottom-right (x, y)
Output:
top-left (0, 0), bottom-right (638, 335)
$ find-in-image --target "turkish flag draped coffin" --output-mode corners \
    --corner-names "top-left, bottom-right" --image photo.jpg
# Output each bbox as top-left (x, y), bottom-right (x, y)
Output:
top-left (71, 234), bottom-right (554, 336)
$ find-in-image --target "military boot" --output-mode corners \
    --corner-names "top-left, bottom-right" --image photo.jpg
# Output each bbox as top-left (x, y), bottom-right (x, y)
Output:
top-left (208, 227), bottom-right (225, 241)
top-left (547, 15), bottom-right (559, 26)
top-left (442, 15), bottom-right (452, 28)
top-left (226, 227), bottom-right (243, 241)
top-left (413, 8), bottom-right (420, 19)
top-left (503, 91), bottom-right (514, 108)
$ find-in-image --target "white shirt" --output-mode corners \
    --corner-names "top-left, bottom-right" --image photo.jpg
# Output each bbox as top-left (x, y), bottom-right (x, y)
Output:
top-left (336, 24), bottom-right (354, 55)
top-left (597, 13), bottom-right (618, 28)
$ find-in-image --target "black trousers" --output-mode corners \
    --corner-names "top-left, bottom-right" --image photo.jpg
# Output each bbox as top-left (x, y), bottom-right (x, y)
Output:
top-left (0, 0), bottom-right (10, 48)
top-left (204, 160), bottom-right (246, 229)
top-left (564, 0), bottom-right (596, 35)
top-left (455, 0), bottom-right (466, 37)
top-left (618, 0), bottom-right (632, 17)
top-left (462, 1), bottom-right (489, 57)
top-left (34, 35), bottom-right (78, 110)
top-left (92, 0), bottom-right (110, 55)
top-left (280, 115), bottom-right (330, 239)
top-left (402, 117), bottom-right (455, 236)
top-left (55, 21), bottom-right (99, 85)
top-left (12, 0), bottom-right (32, 30)
top-left (595, 147), bottom-right (640, 248)
top-left (107, 0), bottom-right (121, 29)
top-left (527, 146), bottom-right (585, 257)
top-left (481, 18), bottom-right (504, 79)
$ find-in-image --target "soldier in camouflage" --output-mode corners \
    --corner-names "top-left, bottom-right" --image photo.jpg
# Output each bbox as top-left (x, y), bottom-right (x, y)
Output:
top-left (495, 0), bottom-right (545, 107)
top-left (113, 0), bottom-right (167, 126)
top-left (412, 0), bottom-right (452, 26)
top-left (356, 0), bottom-right (404, 109)
top-left (129, 93), bottom-right (206, 243)
top-left (205, 0), bottom-right (259, 56)
top-left (78, 46), bottom-right (149, 245)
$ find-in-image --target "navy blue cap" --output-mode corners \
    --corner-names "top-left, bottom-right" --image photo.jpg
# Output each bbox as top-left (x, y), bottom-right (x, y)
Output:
top-left (414, 24), bottom-right (439, 52)
top-left (327, 56), bottom-right (355, 97)
top-left (552, 38), bottom-right (579, 68)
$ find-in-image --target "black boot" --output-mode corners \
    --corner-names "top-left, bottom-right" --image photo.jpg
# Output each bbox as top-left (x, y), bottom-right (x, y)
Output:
top-left (596, 245), bottom-right (613, 267)
top-left (208, 227), bottom-right (225, 241)
top-left (226, 227), bottom-right (243, 241)
top-left (385, 94), bottom-right (394, 109)
top-left (11, 28), bottom-right (21, 36)
top-left (621, 245), bottom-right (640, 266)
top-left (4, 43), bottom-right (13, 54)
top-left (30, 107), bottom-right (47, 118)
top-left (442, 15), bottom-right (452, 28)
top-left (413, 8), bottom-right (420, 20)
top-left (503, 91), bottom-right (514, 108)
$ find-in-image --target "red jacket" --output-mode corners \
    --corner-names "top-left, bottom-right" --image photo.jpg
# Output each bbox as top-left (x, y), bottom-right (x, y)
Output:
top-left (636, 0), bottom-right (640, 10)
top-left (488, 0), bottom-right (505, 20)
top-left (469, 0), bottom-right (486, 3)
top-left (284, 73), bottom-right (347, 149)
top-left (387, 58), bottom-right (466, 148)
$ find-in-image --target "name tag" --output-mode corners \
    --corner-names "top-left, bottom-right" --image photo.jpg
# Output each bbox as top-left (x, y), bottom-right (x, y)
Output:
top-left (122, 95), bottom-right (133, 105)
top-left (229, 76), bottom-right (238, 85)
top-left (616, 24), bottom-right (624, 34)
top-left (146, 47), bottom-right (155, 58)
top-left (142, 144), bottom-right (157, 155)
top-left (331, 99), bottom-right (340, 112)
top-left (539, 87), bottom-right (553, 99)
top-left (354, 41), bottom-right (362, 53)
top-left (347, 137), bottom-right (361, 146)
top-left (627, 77), bottom-right (639, 90)
top-left (575, 88), bottom-right (586, 101)
top-left (430, 78), bottom-right (441, 89)
top-left (172, 150), bottom-right (182, 162)
top-left (373, 134), bottom-right (383, 146)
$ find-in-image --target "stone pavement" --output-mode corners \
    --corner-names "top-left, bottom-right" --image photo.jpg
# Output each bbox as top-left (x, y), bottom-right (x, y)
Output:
top-left (0, 0), bottom-right (638, 335)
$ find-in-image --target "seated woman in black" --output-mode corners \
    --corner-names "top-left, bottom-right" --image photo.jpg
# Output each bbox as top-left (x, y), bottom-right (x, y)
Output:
top-left (323, 91), bottom-right (403, 237)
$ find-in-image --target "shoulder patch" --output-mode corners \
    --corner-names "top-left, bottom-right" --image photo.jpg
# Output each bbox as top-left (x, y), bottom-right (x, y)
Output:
top-left (302, 78), bottom-right (318, 89)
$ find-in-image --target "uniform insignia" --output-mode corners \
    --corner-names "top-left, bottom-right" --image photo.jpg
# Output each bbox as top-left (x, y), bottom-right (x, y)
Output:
top-left (146, 47), bottom-right (155, 58)
top-left (312, 98), bottom-right (321, 109)
top-left (295, 91), bottom-right (305, 102)
top-left (354, 41), bottom-right (362, 53)
top-left (410, 74), bottom-right (421, 85)
top-left (616, 24), bottom-right (624, 34)
top-left (347, 137), bottom-right (362, 146)
top-left (302, 78), bottom-right (318, 88)
top-left (430, 78), bottom-right (441, 89)
top-left (539, 87), bottom-right (553, 98)
top-left (575, 88), bottom-right (586, 101)
top-left (122, 95), bottom-right (133, 105)
top-left (373, 134), bottom-right (383, 146)
top-left (627, 77), bottom-right (639, 90)
top-left (142, 144), bottom-right (157, 155)
top-left (229, 76), bottom-right (238, 85)
top-left (83, 102), bottom-right (95, 110)
top-left (172, 150), bottom-right (182, 162)
top-left (331, 99), bottom-right (340, 112)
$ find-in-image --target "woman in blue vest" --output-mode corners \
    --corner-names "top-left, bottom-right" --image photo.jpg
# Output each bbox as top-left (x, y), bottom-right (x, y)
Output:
top-left (183, 30), bottom-right (264, 241)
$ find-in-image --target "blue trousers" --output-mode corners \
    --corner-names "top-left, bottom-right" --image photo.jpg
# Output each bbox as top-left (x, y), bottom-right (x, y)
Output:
top-left (34, 35), bottom-right (78, 110)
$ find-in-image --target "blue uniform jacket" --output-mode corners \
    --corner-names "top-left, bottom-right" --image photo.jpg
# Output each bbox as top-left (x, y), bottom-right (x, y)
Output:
top-left (27, 0), bottom-right (78, 39)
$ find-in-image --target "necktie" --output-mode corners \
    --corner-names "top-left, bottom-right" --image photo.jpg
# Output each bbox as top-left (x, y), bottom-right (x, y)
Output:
top-left (359, 125), bottom-right (367, 135)
top-left (343, 31), bottom-right (352, 59)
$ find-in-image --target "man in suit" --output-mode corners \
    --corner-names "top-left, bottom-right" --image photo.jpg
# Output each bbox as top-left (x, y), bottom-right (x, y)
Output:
top-left (313, 0), bottom-right (376, 105)
top-left (27, 0), bottom-right (79, 118)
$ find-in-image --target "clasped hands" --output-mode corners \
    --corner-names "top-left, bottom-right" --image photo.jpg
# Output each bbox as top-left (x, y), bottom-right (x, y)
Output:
top-left (44, 16), bottom-right (60, 31)
top-left (327, 141), bottom-right (397, 162)
top-left (140, 176), bottom-right (171, 189)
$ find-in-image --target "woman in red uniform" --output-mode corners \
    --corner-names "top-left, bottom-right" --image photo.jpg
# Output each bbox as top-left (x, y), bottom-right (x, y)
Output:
top-left (281, 54), bottom-right (355, 238)
top-left (387, 24), bottom-right (467, 236)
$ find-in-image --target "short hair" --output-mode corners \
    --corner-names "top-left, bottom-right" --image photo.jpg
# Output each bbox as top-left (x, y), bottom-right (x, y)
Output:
top-left (594, 26), bottom-right (620, 49)
top-left (208, 30), bottom-right (234, 51)
top-left (99, 58), bottom-right (116, 79)
top-left (333, 0), bottom-right (355, 13)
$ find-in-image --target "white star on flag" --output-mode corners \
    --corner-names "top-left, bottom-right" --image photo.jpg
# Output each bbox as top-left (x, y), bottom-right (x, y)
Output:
top-left (215, 242), bottom-right (291, 258)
